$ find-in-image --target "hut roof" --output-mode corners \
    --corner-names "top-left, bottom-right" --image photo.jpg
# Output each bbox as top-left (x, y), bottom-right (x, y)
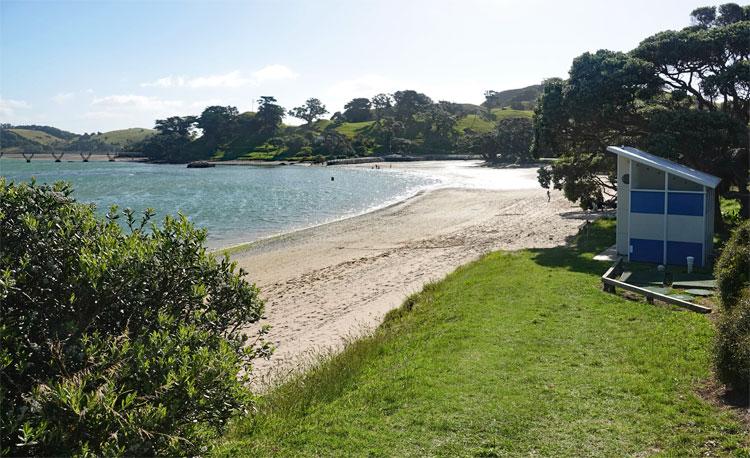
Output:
top-left (606, 146), bottom-right (721, 189)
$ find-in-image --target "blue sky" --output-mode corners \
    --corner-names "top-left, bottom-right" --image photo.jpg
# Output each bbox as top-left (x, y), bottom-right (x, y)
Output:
top-left (0, 0), bottom-right (727, 133)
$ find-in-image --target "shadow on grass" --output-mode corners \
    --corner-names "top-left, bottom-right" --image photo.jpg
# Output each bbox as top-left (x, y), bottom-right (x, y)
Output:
top-left (529, 218), bottom-right (617, 276)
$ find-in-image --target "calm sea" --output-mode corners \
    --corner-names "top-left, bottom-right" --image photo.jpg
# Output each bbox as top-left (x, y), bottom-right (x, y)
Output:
top-left (0, 160), bottom-right (440, 249)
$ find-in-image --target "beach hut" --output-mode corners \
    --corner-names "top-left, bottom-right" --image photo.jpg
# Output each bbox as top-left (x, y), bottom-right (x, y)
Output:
top-left (607, 146), bottom-right (721, 268)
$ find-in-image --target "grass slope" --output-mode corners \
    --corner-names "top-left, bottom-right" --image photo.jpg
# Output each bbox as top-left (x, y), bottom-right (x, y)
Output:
top-left (456, 115), bottom-right (496, 133)
top-left (8, 128), bottom-right (63, 145)
top-left (93, 128), bottom-right (155, 147)
top-left (491, 107), bottom-right (534, 120)
top-left (335, 120), bottom-right (374, 138)
top-left (456, 109), bottom-right (534, 134)
top-left (216, 219), bottom-right (748, 457)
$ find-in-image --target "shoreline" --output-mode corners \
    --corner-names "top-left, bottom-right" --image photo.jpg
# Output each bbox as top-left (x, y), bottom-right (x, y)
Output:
top-left (215, 186), bottom-right (436, 256)
top-left (216, 160), bottom-right (544, 254)
top-left (230, 173), bottom-right (590, 388)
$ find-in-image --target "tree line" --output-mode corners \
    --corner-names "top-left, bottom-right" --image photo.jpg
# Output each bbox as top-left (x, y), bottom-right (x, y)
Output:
top-left (136, 90), bottom-right (536, 164)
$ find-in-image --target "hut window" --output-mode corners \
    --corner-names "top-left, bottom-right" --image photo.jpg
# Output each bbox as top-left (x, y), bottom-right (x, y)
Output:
top-left (632, 162), bottom-right (665, 190)
top-left (668, 174), bottom-right (702, 192)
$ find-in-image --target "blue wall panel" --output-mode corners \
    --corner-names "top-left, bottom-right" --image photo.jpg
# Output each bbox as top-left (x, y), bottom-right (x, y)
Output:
top-left (630, 238), bottom-right (664, 264)
top-left (667, 192), bottom-right (703, 216)
top-left (631, 191), bottom-right (664, 214)
top-left (667, 241), bottom-right (703, 267)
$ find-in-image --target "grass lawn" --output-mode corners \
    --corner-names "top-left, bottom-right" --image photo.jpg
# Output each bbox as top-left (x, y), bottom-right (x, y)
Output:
top-left (216, 219), bottom-right (748, 457)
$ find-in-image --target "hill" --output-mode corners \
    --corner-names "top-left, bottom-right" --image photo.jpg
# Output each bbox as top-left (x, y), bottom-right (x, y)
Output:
top-left (482, 84), bottom-right (543, 110)
top-left (8, 128), bottom-right (65, 146)
top-left (0, 125), bottom-right (154, 153)
top-left (12, 125), bottom-right (78, 141)
top-left (92, 128), bottom-right (155, 147)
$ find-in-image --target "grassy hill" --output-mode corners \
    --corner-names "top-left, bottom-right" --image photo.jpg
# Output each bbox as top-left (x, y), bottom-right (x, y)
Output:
top-left (0, 125), bottom-right (155, 152)
top-left (483, 84), bottom-right (543, 109)
top-left (8, 128), bottom-right (65, 146)
top-left (215, 220), bottom-right (749, 456)
top-left (92, 128), bottom-right (155, 147)
top-left (456, 108), bottom-right (534, 134)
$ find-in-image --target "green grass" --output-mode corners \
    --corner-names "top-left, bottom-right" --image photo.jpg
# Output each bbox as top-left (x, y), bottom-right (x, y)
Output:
top-left (335, 121), bottom-right (374, 139)
top-left (456, 114), bottom-right (496, 133)
top-left (456, 109), bottom-right (534, 133)
top-left (215, 219), bottom-right (748, 457)
top-left (92, 128), bottom-right (155, 146)
top-left (491, 108), bottom-right (534, 120)
top-left (8, 128), bottom-right (62, 145)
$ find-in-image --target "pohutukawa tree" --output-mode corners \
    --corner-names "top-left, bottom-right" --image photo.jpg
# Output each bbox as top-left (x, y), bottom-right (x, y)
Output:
top-left (535, 3), bottom-right (750, 222)
top-left (288, 98), bottom-right (328, 126)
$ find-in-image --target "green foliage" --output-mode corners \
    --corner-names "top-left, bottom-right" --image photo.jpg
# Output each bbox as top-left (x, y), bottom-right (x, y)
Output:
top-left (199, 106), bottom-right (240, 143)
top-left (534, 6), bottom-right (750, 217)
top-left (217, 219), bottom-right (749, 456)
top-left (288, 98), bottom-right (328, 126)
top-left (482, 84), bottom-right (542, 109)
top-left (462, 117), bottom-right (534, 164)
top-left (102, 87), bottom-right (537, 163)
top-left (714, 219), bottom-right (750, 392)
top-left (495, 117), bottom-right (534, 163)
top-left (255, 96), bottom-right (285, 135)
top-left (0, 179), bottom-right (268, 456)
top-left (342, 98), bottom-right (372, 122)
top-left (715, 219), bottom-right (750, 308)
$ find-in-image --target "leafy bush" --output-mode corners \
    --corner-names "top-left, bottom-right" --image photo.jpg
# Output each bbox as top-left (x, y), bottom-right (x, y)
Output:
top-left (714, 219), bottom-right (750, 392)
top-left (0, 179), bottom-right (269, 456)
top-left (715, 219), bottom-right (750, 307)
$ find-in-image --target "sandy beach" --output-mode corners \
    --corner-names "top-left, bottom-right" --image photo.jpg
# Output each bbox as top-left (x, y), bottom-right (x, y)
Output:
top-left (230, 162), bottom-right (589, 385)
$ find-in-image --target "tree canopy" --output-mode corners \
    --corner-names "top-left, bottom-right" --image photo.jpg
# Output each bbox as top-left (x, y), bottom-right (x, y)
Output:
top-left (343, 98), bottom-right (372, 122)
top-left (288, 98), bottom-right (328, 126)
top-left (535, 3), bottom-right (750, 221)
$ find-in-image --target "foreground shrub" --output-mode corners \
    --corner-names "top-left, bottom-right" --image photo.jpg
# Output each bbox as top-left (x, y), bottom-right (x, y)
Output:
top-left (715, 218), bottom-right (750, 307)
top-left (0, 179), bottom-right (269, 456)
top-left (714, 219), bottom-right (750, 392)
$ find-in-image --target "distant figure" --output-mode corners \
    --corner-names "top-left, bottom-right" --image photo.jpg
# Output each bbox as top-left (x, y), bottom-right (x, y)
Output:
top-left (331, 176), bottom-right (334, 181)
top-left (546, 190), bottom-right (551, 202)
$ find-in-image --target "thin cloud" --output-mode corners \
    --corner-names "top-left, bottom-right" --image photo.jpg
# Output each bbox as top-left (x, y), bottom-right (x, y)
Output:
top-left (252, 64), bottom-right (298, 83)
top-left (0, 97), bottom-right (31, 118)
top-left (91, 94), bottom-right (183, 111)
top-left (52, 92), bottom-right (76, 104)
top-left (84, 94), bottom-right (184, 122)
top-left (141, 65), bottom-right (298, 89)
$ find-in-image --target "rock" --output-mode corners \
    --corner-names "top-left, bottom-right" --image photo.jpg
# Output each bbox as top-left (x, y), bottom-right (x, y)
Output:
top-left (186, 161), bottom-right (215, 168)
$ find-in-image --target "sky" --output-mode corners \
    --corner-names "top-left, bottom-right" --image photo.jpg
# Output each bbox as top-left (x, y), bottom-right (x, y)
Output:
top-left (0, 0), bottom-right (728, 133)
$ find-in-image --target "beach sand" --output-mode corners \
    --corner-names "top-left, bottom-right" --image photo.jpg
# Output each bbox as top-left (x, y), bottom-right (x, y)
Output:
top-left (230, 162), bottom-right (590, 386)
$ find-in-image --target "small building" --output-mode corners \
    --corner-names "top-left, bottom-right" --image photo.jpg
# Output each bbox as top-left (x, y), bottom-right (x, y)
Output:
top-left (607, 146), bottom-right (721, 268)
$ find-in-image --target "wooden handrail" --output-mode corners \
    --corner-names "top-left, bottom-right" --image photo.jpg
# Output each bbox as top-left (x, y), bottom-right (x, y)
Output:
top-left (601, 258), bottom-right (711, 314)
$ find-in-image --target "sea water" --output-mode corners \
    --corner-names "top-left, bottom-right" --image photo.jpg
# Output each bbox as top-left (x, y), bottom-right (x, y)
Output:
top-left (0, 160), bottom-right (440, 248)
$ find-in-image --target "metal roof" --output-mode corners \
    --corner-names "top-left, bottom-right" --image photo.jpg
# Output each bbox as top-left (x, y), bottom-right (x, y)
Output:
top-left (606, 146), bottom-right (721, 189)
